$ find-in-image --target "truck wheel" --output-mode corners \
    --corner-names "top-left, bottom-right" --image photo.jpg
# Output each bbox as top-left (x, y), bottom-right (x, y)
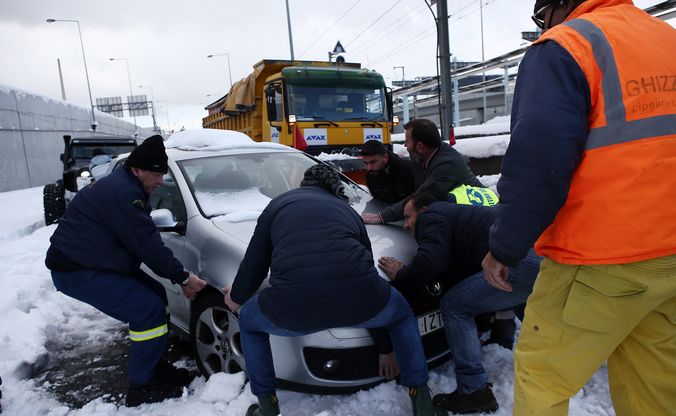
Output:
top-left (43, 180), bottom-right (66, 225)
top-left (190, 291), bottom-right (245, 378)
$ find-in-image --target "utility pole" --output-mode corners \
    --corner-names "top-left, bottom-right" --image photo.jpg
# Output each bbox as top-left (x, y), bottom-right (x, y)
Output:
top-left (57, 59), bottom-right (67, 100)
top-left (436, 0), bottom-right (454, 142)
top-left (480, 0), bottom-right (487, 123)
top-left (285, 0), bottom-right (295, 60)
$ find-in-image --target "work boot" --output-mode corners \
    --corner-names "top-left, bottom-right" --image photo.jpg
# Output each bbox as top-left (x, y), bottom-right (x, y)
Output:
top-left (484, 318), bottom-right (516, 350)
top-left (153, 359), bottom-right (193, 387)
top-left (409, 386), bottom-right (448, 416)
top-left (433, 384), bottom-right (498, 414)
top-left (125, 380), bottom-right (183, 407)
top-left (246, 394), bottom-right (280, 416)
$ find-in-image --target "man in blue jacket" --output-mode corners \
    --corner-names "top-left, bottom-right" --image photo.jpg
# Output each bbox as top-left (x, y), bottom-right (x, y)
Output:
top-left (378, 193), bottom-right (541, 414)
top-left (45, 135), bottom-right (207, 407)
top-left (224, 164), bottom-right (445, 416)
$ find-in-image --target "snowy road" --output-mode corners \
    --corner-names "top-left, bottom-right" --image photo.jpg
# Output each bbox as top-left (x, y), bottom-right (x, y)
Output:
top-left (0, 186), bottom-right (616, 415)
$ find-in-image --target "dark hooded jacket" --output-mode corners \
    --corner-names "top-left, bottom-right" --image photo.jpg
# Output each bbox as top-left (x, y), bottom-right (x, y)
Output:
top-left (230, 185), bottom-right (391, 331)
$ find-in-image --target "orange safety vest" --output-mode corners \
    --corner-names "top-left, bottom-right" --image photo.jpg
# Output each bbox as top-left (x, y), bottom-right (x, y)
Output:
top-left (533, 0), bottom-right (676, 265)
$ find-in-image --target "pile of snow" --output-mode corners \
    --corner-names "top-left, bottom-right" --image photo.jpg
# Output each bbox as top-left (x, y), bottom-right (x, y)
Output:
top-left (454, 134), bottom-right (510, 159)
top-left (165, 129), bottom-right (289, 152)
top-left (0, 186), bottom-right (616, 416)
top-left (315, 152), bottom-right (360, 161)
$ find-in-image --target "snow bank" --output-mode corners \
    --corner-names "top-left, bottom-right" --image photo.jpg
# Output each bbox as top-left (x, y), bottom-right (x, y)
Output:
top-left (454, 134), bottom-right (510, 159)
top-left (455, 116), bottom-right (510, 137)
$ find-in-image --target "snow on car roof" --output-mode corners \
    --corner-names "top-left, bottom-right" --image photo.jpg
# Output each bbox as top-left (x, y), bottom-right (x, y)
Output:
top-left (165, 129), bottom-right (290, 152)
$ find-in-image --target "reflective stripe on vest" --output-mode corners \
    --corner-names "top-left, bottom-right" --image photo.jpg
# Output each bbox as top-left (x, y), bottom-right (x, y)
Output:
top-left (129, 323), bottom-right (168, 342)
top-left (449, 185), bottom-right (499, 207)
top-left (564, 19), bottom-right (676, 150)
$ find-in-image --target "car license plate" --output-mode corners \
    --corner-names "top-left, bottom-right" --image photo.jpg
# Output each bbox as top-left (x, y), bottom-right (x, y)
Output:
top-left (418, 310), bottom-right (443, 336)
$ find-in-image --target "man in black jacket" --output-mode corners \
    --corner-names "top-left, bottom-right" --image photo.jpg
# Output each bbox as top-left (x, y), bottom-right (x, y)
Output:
top-left (45, 135), bottom-right (207, 407)
top-left (378, 193), bottom-right (541, 414)
top-left (363, 118), bottom-right (483, 224)
top-left (360, 139), bottom-right (415, 203)
top-left (224, 164), bottom-right (445, 416)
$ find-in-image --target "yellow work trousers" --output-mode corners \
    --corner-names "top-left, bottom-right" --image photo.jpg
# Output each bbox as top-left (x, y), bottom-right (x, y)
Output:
top-left (513, 255), bottom-right (676, 416)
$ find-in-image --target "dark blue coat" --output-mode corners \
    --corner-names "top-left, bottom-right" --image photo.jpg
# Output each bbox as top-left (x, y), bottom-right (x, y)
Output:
top-left (394, 202), bottom-right (496, 291)
top-left (230, 185), bottom-right (391, 332)
top-left (46, 167), bottom-right (188, 284)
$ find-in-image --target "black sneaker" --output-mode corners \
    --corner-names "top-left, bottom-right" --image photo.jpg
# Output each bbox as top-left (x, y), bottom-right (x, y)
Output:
top-left (153, 360), bottom-right (192, 387)
top-left (125, 380), bottom-right (183, 407)
top-left (433, 385), bottom-right (498, 414)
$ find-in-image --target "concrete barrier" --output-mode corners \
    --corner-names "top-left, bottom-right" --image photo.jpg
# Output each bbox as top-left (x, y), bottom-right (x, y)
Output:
top-left (0, 86), bottom-right (152, 192)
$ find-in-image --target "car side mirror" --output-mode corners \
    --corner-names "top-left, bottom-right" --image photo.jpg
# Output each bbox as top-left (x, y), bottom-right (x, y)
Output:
top-left (265, 87), bottom-right (277, 121)
top-left (151, 208), bottom-right (186, 233)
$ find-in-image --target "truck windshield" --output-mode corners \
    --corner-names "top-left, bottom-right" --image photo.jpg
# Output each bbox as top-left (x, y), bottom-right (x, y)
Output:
top-left (286, 85), bottom-right (386, 122)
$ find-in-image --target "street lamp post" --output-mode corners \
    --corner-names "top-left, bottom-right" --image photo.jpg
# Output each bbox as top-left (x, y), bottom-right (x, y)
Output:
top-left (138, 84), bottom-right (159, 133)
top-left (206, 53), bottom-right (233, 89)
top-left (109, 58), bottom-right (138, 136)
top-left (394, 66), bottom-right (410, 124)
top-left (46, 18), bottom-right (97, 131)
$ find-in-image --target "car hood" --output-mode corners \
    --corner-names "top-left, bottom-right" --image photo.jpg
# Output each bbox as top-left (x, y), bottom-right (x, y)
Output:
top-left (210, 196), bottom-right (416, 279)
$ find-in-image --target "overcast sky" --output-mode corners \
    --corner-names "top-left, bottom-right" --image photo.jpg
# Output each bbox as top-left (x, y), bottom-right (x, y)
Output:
top-left (0, 0), bottom-right (666, 131)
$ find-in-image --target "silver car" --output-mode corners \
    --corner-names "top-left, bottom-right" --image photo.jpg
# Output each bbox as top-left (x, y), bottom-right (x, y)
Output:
top-left (113, 130), bottom-right (449, 393)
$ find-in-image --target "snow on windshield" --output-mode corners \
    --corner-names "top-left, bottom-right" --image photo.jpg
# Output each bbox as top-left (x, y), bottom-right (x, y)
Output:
top-left (165, 129), bottom-right (289, 152)
top-left (195, 188), bottom-right (271, 222)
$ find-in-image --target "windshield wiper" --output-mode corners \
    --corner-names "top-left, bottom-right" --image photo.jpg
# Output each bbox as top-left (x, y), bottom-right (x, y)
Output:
top-left (350, 116), bottom-right (384, 127)
top-left (308, 115), bottom-right (339, 127)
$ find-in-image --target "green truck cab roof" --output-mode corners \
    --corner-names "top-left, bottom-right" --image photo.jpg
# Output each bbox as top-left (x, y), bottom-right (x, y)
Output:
top-left (282, 66), bottom-right (385, 88)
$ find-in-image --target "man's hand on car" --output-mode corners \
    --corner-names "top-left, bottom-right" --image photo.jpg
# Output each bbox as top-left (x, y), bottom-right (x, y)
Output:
top-left (181, 274), bottom-right (207, 300)
top-left (378, 256), bottom-right (405, 281)
top-left (379, 352), bottom-right (400, 380)
top-left (223, 287), bottom-right (241, 312)
top-left (362, 213), bottom-right (383, 224)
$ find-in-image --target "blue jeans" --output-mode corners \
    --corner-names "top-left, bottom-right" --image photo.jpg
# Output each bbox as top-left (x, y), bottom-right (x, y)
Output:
top-left (440, 248), bottom-right (542, 393)
top-left (239, 288), bottom-right (429, 397)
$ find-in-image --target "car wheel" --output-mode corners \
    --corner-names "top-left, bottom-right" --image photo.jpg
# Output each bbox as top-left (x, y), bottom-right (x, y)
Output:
top-left (44, 180), bottom-right (66, 225)
top-left (190, 291), bottom-right (245, 378)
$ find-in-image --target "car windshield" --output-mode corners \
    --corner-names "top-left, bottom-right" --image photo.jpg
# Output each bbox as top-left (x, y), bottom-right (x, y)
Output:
top-left (178, 152), bottom-right (366, 219)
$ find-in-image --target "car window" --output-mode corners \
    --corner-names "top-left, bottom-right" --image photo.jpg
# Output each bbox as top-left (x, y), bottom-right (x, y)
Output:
top-left (178, 152), bottom-right (365, 219)
top-left (149, 169), bottom-right (187, 222)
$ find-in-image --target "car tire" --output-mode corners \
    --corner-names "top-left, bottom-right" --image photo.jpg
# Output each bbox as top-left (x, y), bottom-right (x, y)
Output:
top-left (44, 180), bottom-right (66, 225)
top-left (189, 291), bottom-right (246, 378)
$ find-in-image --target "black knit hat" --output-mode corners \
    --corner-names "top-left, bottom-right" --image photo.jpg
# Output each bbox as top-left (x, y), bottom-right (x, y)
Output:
top-left (125, 135), bottom-right (168, 174)
top-left (301, 164), bottom-right (348, 201)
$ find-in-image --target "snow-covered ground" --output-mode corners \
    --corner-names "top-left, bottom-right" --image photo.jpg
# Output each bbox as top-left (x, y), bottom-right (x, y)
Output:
top-left (0, 186), bottom-right (616, 416)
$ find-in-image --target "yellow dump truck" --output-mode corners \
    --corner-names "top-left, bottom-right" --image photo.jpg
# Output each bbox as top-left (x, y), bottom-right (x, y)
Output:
top-left (203, 59), bottom-right (396, 156)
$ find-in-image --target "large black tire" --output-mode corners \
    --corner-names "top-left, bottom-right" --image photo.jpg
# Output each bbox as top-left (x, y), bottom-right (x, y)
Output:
top-left (189, 290), bottom-right (245, 378)
top-left (43, 180), bottom-right (66, 225)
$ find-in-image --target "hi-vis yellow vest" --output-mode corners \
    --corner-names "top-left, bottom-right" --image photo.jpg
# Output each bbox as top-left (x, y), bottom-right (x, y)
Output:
top-left (449, 185), bottom-right (498, 207)
top-left (533, 0), bottom-right (676, 265)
